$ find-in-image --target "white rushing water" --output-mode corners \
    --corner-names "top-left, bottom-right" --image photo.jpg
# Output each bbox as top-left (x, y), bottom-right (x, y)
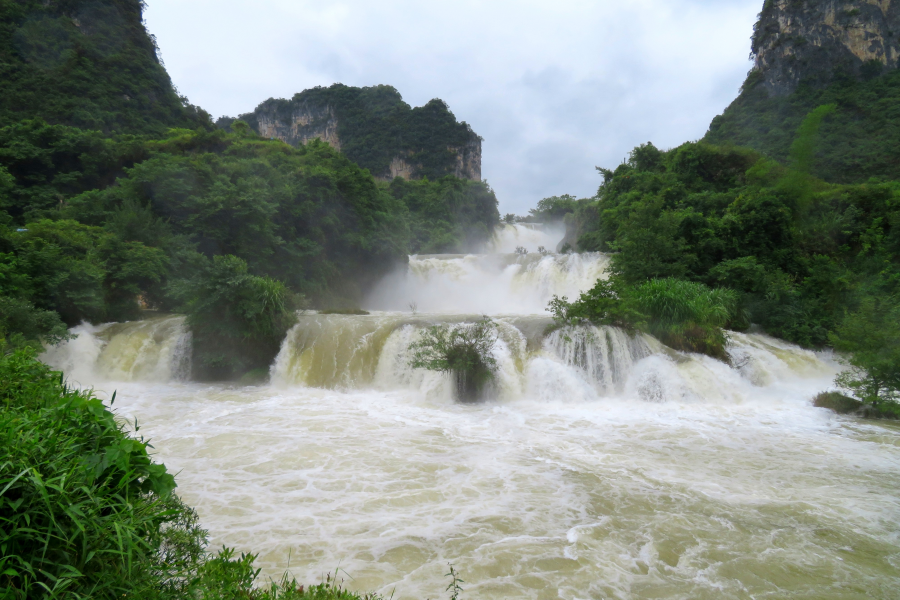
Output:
top-left (41, 224), bottom-right (900, 599)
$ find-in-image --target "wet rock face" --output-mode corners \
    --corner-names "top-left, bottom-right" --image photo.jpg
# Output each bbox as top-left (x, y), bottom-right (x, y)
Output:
top-left (752, 0), bottom-right (900, 95)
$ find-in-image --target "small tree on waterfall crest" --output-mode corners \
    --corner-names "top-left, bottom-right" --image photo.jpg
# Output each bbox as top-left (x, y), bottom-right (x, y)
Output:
top-left (408, 320), bottom-right (499, 402)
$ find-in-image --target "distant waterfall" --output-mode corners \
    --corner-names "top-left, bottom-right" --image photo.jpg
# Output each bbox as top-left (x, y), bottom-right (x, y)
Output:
top-left (365, 252), bottom-right (611, 314)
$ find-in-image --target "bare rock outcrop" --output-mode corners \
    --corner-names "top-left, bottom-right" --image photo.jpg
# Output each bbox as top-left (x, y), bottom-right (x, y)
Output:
top-left (752, 0), bottom-right (900, 95)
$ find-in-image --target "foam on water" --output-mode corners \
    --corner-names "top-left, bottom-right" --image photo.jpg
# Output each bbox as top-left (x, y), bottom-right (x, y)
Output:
top-left (100, 366), bottom-right (900, 600)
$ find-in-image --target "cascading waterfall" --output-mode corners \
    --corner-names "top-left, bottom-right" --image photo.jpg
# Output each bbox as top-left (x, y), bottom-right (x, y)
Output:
top-left (543, 325), bottom-right (657, 396)
top-left (41, 314), bottom-right (191, 384)
top-left (367, 252), bottom-right (611, 315)
top-left (37, 222), bottom-right (900, 599)
top-left (44, 224), bottom-right (843, 402)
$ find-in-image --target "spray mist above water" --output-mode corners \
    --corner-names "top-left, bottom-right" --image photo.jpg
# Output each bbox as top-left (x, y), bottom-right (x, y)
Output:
top-left (38, 222), bottom-right (900, 599)
top-left (365, 223), bottom-right (601, 314)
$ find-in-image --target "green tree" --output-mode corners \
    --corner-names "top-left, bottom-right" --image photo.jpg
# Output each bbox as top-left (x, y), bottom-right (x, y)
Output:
top-left (830, 297), bottom-right (900, 406)
top-left (181, 255), bottom-right (299, 381)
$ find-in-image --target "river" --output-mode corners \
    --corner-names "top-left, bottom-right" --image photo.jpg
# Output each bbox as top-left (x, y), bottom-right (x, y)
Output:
top-left (41, 224), bottom-right (900, 599)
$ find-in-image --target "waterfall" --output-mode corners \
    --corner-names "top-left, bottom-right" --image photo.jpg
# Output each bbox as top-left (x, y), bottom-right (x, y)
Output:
top-left (543, 325), bottom-right (656, 396)
top-left (366, 252), bottom-right (610, 314)
top-left (39, 224), bottom-right (843, 404)
top-left (41, 315), bottom-right (192, 384)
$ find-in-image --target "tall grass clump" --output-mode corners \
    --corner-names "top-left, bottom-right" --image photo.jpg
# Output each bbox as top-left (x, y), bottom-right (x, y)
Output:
top-left (0, 344), bottom-right (180, 599)
top-left (630, 278), bottom-right (740, 361)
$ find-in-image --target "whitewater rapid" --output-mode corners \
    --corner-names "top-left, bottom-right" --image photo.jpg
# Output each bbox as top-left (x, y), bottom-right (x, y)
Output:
top-left (40, 224), bottom-right (900, 599)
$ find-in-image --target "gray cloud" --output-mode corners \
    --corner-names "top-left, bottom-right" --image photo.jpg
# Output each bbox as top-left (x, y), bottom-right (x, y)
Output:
top-left (145, 0), bottom-right (760, 213)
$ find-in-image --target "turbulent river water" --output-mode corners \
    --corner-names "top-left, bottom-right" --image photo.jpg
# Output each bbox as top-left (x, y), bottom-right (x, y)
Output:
top-left (42, 224), bottom-right (900, 599)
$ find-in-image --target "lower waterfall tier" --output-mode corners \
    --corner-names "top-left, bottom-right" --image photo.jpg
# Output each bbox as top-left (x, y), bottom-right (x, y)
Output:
top-left (42, 312), bottom-right (840, 407)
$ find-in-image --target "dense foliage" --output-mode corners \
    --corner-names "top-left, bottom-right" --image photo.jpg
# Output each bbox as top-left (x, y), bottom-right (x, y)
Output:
top-left (555, 106), bottom-right (900, 406)
top-left (0, 0), bottom-right (211, 135)
top-left (179, 255), bottom-right (299, 381)
top-left (408, 320), bottom-right (499, 402)
top-left (705, 67), bottom-right (900, 184)
top-left (232, 84), bottom-right (480, 180)
top-left (569, 133), bottom-right (900, 349)
top-left (550, 278), bottom-right (740, 361)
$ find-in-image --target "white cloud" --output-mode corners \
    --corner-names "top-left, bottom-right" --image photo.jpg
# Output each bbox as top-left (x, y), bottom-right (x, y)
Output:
top-left (144, 0), bottom-right (760, 213)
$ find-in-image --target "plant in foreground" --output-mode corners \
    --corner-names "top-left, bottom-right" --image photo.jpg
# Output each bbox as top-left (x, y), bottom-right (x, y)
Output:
top-left (445, 563), bottom-right (464, 600)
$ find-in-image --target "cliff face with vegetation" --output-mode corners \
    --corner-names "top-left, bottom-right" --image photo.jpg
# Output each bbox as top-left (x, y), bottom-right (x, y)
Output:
top-left (705, 0), bottom-right (900, 183)
top-left (228, 84), bottom-right (482, 182)
top-left (753, 0), bottom-right (899, 95)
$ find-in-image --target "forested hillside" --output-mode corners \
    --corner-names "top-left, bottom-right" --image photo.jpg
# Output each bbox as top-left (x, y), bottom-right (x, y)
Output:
top-left (705, 64), bottom-right (900, 184)
top-left (0, 0), bottom-right (499, 380)
top-left (0, 0), bottom-right (211, 135)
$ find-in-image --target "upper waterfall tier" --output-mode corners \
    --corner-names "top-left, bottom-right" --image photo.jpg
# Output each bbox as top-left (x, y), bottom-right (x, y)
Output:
top-left (488, 222), bottom-right (567, 254)
top-left (366, 252), bottom-right (610, 314)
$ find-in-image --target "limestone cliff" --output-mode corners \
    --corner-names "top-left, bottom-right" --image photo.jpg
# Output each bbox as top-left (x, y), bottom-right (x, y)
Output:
top-left (251, 99), bottom-right (341, 151)
top-left (752, 0), bottom-right (900, 95)
top-left (704, 0), bottom-right (900, 183)
top-left (231, 84), bottom-right (482, 182)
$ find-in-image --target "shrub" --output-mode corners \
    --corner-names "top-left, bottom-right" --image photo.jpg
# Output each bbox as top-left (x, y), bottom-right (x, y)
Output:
top-left (548, 279), bottom-right (645, 332)
top-left (179, 255), bottom-right (300, 381)
top-left (630, 278), bottom-right (740, 360)
top-left (829, 297), bottom-right (900, 407)
top-left (0, 295), bottom-right (71, 351)
top-left (409, 320), bottom-right (498, 402)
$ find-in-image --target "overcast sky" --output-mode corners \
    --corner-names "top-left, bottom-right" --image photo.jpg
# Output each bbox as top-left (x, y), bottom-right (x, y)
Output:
top-left (144, 0), bottom-right (761, 214)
